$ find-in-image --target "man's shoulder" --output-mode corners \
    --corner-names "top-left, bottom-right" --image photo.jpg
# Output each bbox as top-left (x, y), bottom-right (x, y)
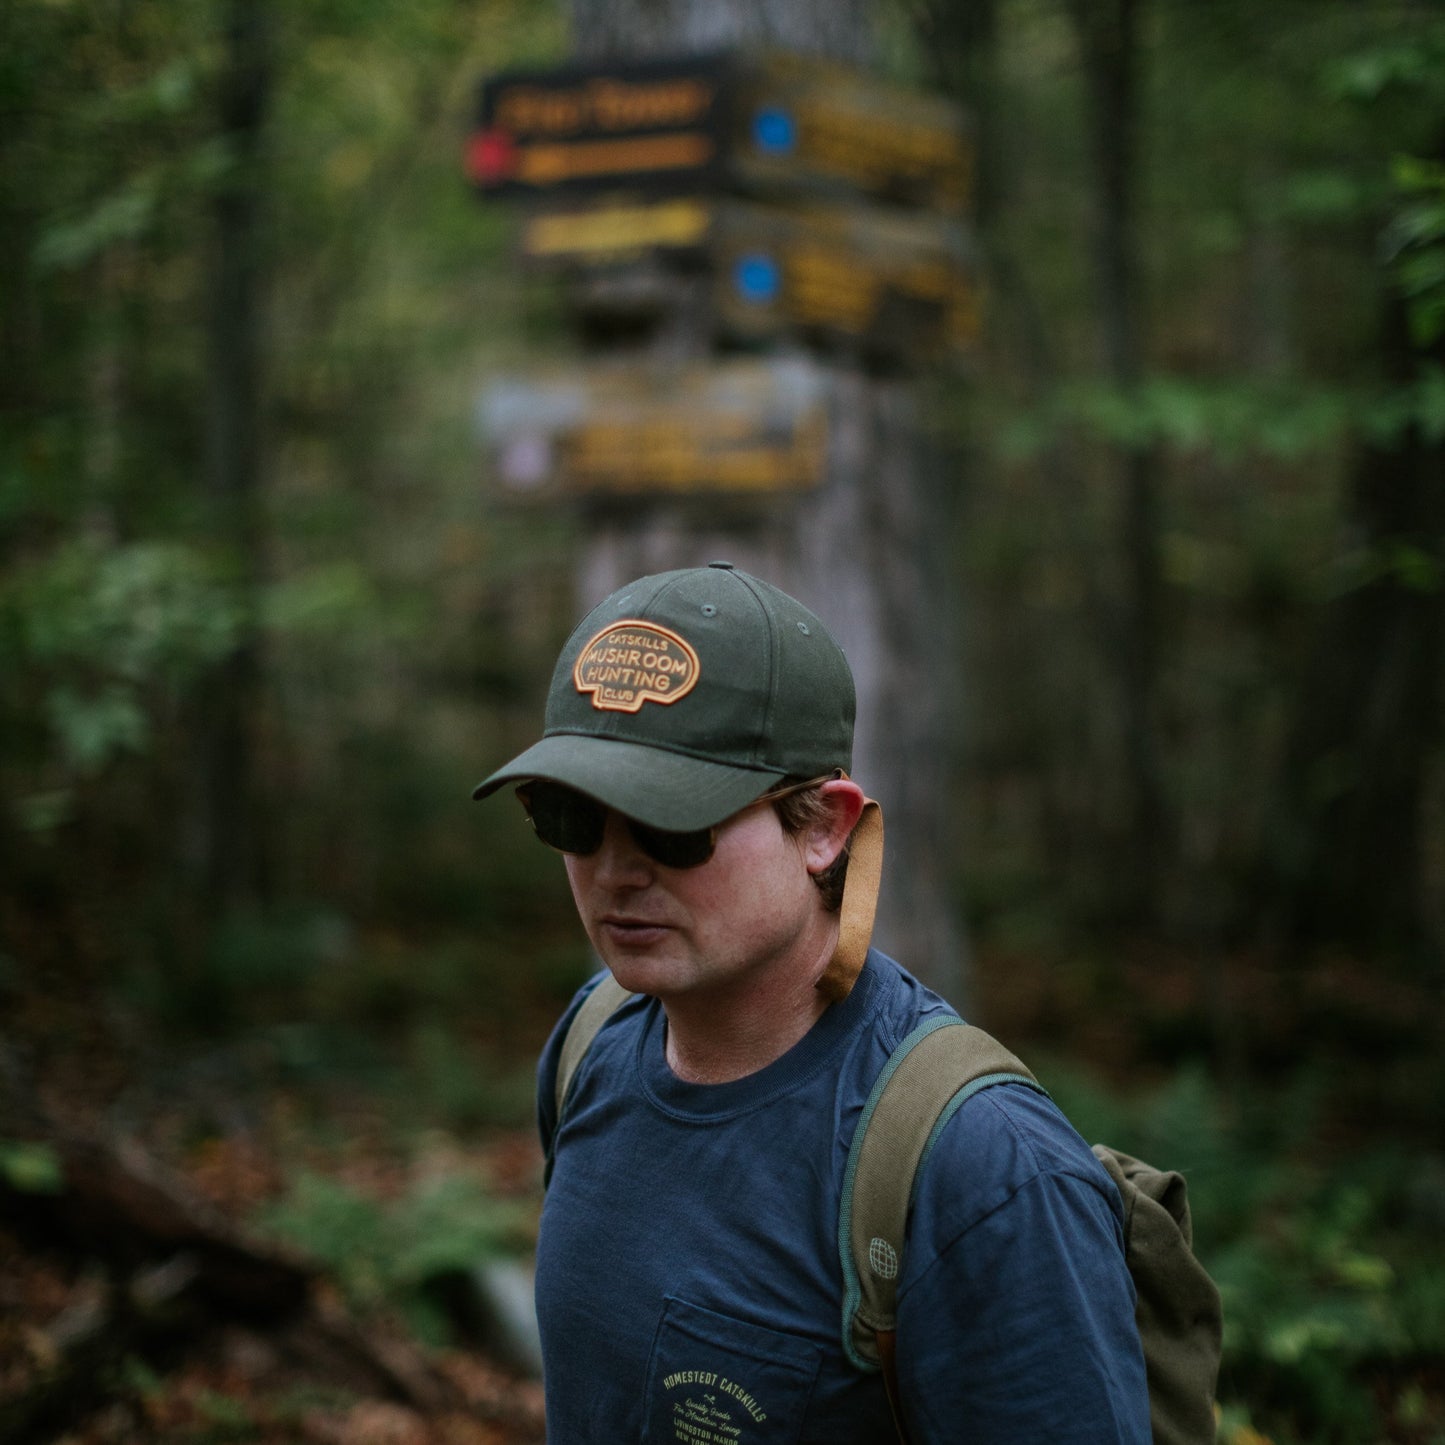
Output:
top-left (859, 957), bottom-right (1105, 1190)
top-left (858, 949), bottom-right (959, 1045)
top-left (536, 970), bottom-right (651, 1134)
top-left (852, 957), bottom-right (1116, 1206)
top-left (942, 1078), bottom-right (1102, 1178)
top-left (909, 1078), bottom-right (1123, 1248)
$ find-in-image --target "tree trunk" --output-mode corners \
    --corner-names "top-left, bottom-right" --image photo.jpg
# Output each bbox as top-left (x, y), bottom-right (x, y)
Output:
top-left (1068, 0), bottom-right (1169, 920)
top-left (1274, 242), bottom-right (1445, 955)
top-left (564, 0), bottom-right (968, 999)
top-left (196, 0), bottom-right (270, 916)
top-left (567, 0), bottom-right (873, 65)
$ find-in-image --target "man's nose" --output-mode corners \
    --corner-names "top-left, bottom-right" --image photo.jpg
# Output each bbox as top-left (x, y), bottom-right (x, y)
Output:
top-left (591, 810), bottom-right (654, 886)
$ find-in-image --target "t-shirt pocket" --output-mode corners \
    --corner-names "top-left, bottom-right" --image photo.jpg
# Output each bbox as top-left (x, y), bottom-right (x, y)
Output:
top-left (642, 1295), bottom-right (823, 1445)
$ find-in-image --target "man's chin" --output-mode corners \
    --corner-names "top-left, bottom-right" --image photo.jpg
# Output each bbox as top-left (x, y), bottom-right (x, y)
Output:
top-left (601, 953), bottom-right (690, 1001)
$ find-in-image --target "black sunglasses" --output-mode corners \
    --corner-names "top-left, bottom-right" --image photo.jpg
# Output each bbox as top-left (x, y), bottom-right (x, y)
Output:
top-left (515, 775), bottom-right (836, 870)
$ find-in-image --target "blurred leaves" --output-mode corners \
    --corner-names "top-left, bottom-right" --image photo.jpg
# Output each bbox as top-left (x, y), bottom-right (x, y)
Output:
top-left (0, 1140), bottom-right (63, 1194)
top-left (993, 376), bottom-right (1357, 462)
top-left (5, 539), bottom-right (243, 794)
top-left (1046, 1063), bottom-right (1445, 1442)
top-left (16, 540), bottom-right (242, 688)
top-left (1385, 156), bottom-right (1445, 347)
top-left (993, 369), bottom-right (1445, 463)
top-left (1325, 32), bottom-right (1445, 105)
top-left (260, 1165), bottom-right (531, 1343)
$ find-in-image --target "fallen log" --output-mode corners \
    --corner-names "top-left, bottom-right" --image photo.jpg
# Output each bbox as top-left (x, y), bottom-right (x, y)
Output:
top-left (0, 1127), bottom-right (539, 1441)
top-left (1, 1127), bottom-right (313, 1321)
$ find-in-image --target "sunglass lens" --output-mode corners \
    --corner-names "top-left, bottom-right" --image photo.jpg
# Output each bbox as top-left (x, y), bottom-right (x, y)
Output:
top-left (629, 821), bottom-right (716, 870)
top-left (525, 782), bottom-right (606, 855)
top-left (520, 782), bottom-right (716, 867)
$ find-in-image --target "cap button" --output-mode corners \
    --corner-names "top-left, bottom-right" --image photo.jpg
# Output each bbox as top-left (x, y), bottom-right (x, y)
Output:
top-left (707, 560), bottom-right (735, 570)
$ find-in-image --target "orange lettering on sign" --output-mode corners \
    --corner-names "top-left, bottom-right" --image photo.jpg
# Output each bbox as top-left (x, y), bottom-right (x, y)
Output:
top-left (494, 76), bottom-right (716, 138)
top-left (516, 133), bottom-right (713, 184)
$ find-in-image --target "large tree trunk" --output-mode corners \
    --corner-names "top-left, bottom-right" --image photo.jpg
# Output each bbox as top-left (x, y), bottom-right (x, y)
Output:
top-left (564, 0), bottom-right (969, 999)
top-left (196, 0), bottom-right (270, 916)
top-left (1067, 0), bottom-right (1169, 921)
top-left (1274, 230), bottom-right (1445, 955)
top-left (567, 0), bottom-right (873, 65)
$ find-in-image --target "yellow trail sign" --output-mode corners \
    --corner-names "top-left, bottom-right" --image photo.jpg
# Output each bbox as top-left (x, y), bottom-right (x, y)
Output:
top-left (478, 358), bottom-right (832, 499)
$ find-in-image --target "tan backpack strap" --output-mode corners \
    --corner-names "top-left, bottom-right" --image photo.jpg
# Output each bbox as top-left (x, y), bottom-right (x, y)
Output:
top-left (816, 798), bottom-right (883, 1003)
top-left (839, 1018), bottom-right (1042, 1385)
top-left (875, 1328), bottom-right (907, 1442)
top-left (553, 972), bottom-right (635, 1119)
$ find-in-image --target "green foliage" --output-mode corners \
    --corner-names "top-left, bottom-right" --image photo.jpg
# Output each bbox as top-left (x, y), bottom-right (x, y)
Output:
top-left (405, 1019), bottom-right (542, 1131)
top-left (1386, 157), bottom-right (1445, 348)
top-left (0, 1140), bottom-right (63, 1194)
top-left (949, 0), bottom-right (1445, 955)
top-left (994, 375), bottom-right (1359, 463)
top-left (1045, 1064), bottom-right (1445, 1444)
top-left (3, 538), bottom-right (243, 831)
top-left (0, 0), bottom-right (575, 1023)
top-left (260, 1165), bottom-right (531, 1344)
top-left (14, 540), bottom-right (241, 694)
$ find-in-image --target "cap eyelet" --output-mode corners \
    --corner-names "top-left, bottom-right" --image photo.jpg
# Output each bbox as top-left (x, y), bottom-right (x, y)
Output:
top-left (797, 622), bottom-right (810, 635)
top-left (700, 604), bottom-right (717, 617)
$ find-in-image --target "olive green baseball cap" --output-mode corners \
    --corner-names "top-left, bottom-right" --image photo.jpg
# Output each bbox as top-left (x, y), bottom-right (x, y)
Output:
top-left (472, 562), bottom-right (855, 831)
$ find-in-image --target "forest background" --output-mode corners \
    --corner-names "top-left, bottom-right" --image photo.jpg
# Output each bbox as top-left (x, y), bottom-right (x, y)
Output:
top-left (3, 0), bottom-right (1444, 1441)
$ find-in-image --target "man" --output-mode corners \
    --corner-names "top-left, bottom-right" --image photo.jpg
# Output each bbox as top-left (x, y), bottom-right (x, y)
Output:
top-left (474, 562), bottom-right (1150, 1442)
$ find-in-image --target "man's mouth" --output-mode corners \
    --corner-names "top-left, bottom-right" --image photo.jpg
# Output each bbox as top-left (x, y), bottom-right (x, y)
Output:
top-left (599, 914), bottom-right (671, 941)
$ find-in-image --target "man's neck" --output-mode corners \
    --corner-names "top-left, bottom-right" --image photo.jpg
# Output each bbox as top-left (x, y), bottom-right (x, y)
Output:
top-left (660, 925), bottom-right (840, 1085)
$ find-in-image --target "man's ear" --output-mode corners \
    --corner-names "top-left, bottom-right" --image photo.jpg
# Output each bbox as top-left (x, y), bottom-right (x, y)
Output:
top-left (803, 779), bottom-right (867, 875)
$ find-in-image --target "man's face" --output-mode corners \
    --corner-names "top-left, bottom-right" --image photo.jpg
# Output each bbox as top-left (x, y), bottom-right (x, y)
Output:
top-left (562, 794), bottom-right (826, 1005)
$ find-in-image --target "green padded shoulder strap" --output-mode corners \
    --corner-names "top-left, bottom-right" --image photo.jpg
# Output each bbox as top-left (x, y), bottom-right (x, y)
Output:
top-left (554, 972), bottom-right (635, 1120)
top-left (839, 1017), bottom-right (1044, 1371)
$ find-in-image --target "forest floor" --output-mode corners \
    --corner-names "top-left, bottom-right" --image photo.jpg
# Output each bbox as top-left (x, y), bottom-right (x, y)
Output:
top-left (0, 950), bottom-right (555, 1445)
top-left (0, 1111), bottom-right (549, 1445)
top-left (3, 934), bottom-right (1443, 1443)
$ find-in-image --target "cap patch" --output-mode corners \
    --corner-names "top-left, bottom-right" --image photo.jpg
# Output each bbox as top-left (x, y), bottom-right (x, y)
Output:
top-left (573, 619), bottom-right (701, 713)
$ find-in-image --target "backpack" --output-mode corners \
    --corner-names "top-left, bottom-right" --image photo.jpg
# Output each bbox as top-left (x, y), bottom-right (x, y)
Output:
top-left (551, 978), bottom-right (1224, 1445)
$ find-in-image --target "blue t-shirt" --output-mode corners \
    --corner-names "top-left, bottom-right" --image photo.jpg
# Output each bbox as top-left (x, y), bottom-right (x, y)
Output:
top-left (535, 951), bottom-right (1150, 1443)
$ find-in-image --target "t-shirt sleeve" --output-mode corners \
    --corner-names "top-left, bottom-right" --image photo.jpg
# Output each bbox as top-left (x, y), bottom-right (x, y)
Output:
top-left (895, 1085), bottom-right (1151, 1443)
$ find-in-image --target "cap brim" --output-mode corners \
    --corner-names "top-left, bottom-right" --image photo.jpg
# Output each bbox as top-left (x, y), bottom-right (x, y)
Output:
top-left (472, 734), bottom-right (786, 832)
